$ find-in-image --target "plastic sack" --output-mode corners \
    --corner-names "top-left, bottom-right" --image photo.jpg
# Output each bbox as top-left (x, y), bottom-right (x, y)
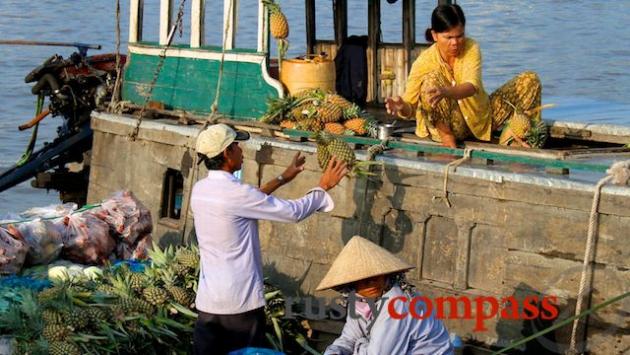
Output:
top-left (93, 191), bottom-right (152, 245)
top-left (0, 226), bottom-right (28, 274)
top-left (61, 213), bottom-right (115, 265)
top-left (17, 220), bottom-right (64, 266)
top-left (116, 234), bottom-right (152, 260)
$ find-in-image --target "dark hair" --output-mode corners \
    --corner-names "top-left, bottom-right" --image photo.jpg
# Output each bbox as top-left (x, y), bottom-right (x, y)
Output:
top-left (424, 4), bottom-right (466, 43)
top-left (199, 151), bottom-right (227, 170)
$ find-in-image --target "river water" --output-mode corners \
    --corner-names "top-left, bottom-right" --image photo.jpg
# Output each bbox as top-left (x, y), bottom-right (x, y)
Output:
top-left (0, 0), bottom-right (628, 213)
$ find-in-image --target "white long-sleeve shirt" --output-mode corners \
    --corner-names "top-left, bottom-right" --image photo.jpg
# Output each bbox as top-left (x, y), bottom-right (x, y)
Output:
top-left (191, 170), bottom-right (334, 315)
top-left (324, 286), bottom-right (453, 355)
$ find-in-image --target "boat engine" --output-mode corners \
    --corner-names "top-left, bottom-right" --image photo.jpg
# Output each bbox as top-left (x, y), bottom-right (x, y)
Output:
top-left (0, 50), bottom-right (125, 204)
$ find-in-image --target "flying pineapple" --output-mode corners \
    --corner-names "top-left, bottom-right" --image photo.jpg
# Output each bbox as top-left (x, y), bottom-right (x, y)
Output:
top-left (314, 131), bottom-right (378, 176)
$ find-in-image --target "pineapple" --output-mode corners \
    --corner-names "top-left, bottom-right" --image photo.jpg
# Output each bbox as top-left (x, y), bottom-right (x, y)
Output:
top-left (119, 296), bottom-right (155, 315)
top-left (315, 132), bottom-right (378, 176)
top-left (143, 286), bottom-right (170, 306)
top-left (42, 309), bottom-right (64, 325)
top-left (344, 117), bottom-right (380, 137)
top-left (49, 341), bottom-right (81, 355)
top-left (294, 88), bottom-right (326, 101)
top-left (280, 120), bottom-right (296, 129)
top-left (85, 306), bottom-right (109, 324)
top-left (162, 269), bottom-right (195, 306)
top-left (42, 324), bottom-right (71, 342)
top-left (172, 263), bottom-right (192, 278)
top-left (324, 122), bottom-right (346, 135)
top-left (525, 120), bottom-right (548, 148)
top-left (342, 104), bottom-right (361, 120)
top-left (317, 102), bottom-right (343, 123)
top-left (129, 273), bottom-right (146, 293)
top-left (263, 0), bottom-right (289, 61)
top-left (499, 100), bottom-right (532, 146)
top-left (37, 286), bottom-right (63, 303)
top-left (263, 0), bottom-right (289, 39)
top-left (175, 248), bottom-right (199, 269)
top-left (325, 94), bottom-right (353, 110)
top-left (95, 284), bottom-right (117, 295)
top-left (62, 308), bottom-right (88, 331)
top-left (296, 116), bottom-right (323, 132)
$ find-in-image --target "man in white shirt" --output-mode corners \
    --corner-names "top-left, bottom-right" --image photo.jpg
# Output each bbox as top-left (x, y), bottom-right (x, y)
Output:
top-left (191, 124), bottom-right (348, 354)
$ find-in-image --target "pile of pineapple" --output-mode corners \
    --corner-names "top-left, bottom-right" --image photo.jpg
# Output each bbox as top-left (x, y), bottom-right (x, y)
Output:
top-left (0, 244), bottom-right (199, 354)
top-left (0, 243), bottom-right (316, 355)
top-left (262, 88), bottom-right (379, 138)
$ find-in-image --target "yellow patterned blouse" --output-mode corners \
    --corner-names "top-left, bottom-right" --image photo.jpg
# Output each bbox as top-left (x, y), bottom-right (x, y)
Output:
top-left (400, 38), bottom-right (492, 141)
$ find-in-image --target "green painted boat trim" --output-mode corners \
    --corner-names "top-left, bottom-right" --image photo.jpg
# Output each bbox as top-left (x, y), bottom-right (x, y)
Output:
top-left (122, 52), bottom-right (279, 120)
top-left (282, 129), bottom-right (610, 173)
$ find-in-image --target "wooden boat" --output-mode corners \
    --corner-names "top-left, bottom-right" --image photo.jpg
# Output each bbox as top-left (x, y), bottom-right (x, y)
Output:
top-left (63, 0), bottom-right (630, 353)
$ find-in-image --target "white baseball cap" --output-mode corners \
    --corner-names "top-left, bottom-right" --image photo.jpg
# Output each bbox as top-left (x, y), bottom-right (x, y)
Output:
top-left (195, 124), bottom-right (250, 159)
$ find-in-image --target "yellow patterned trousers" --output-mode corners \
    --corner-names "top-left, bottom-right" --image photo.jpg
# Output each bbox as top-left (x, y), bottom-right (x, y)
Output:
top-left (419, 71), bottom-right (542, 141)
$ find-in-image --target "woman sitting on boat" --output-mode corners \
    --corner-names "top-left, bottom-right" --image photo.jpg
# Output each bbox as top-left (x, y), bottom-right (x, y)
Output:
top-left (386, 4), bottom-right (542, 148)
top-left (318, 236), bottom-right (453, 355)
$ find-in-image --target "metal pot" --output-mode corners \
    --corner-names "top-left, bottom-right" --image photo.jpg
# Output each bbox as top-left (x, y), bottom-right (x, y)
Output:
top-left (378, 123), bottom-right (396, 140)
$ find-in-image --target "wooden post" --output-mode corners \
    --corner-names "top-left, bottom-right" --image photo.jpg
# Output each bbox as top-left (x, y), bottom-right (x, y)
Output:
top-left (223, 0), bottom-right (238, 50)
top-left (129, 0), bottom-right (144, 43)
top-left (403, 0), bottom-right (415, 72)
top-left (257, 0), bottom-right (269, 53)
top-left (367, 0), bottom-right (381, 103)
top-left (333, 0), bottom-right (347, 48)
top-left (305, 0), bottom-right (316, 55)
top-left (159, 0), bottom-right (172, 45)
top-left (191, 0), bottom-right (205, 48)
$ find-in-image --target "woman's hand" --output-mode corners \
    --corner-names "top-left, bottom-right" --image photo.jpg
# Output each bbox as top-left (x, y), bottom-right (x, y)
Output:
top-left (425, 86), bottom-right (450, 107)
top-left (281, 152), bottom-right (306, 183)
top-left (385, 96), bottom-right (409, 117)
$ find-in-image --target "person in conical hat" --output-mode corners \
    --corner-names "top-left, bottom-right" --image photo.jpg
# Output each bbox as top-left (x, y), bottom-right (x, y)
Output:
top-left (318, 236), bottom-right (453, 355)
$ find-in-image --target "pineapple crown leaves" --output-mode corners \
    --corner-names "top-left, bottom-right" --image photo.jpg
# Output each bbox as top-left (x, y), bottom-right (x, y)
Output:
top-left (262, 0), bottom-right (283, 14)
top-left (147, 241), bottom-right (175, 267)
top-left (342, 104), bottom-right (362, 119)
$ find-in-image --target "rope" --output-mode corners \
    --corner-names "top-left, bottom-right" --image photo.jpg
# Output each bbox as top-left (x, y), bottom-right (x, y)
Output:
top-left (432, 148), bottom-right (473, 208)
top-left (16, 95), bottom-right (45, 167)
top-left (567, 160), bottom-right (630, 354)
top-left (178, 0), bottom-right (234, 244)
top-left (205, 0), bottom-right (234, 128)
top-left (366, 138), bottom-right (389, 161)
top-left (129, 0), bottom-right (187, 141)
top-left (108, 0), bottom-right (122, 111)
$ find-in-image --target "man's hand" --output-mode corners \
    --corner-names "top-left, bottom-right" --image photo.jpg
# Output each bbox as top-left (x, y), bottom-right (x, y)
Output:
top-left (385, 96), bottom-right (409, 117)
top-left (318, 157), bottom-right (348, 191)
top-left (281, 152), bottom-right (306, 184)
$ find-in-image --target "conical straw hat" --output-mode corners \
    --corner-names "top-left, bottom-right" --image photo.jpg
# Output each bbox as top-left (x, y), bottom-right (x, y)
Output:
top-left (316, 236), bottom-right (415, 291)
